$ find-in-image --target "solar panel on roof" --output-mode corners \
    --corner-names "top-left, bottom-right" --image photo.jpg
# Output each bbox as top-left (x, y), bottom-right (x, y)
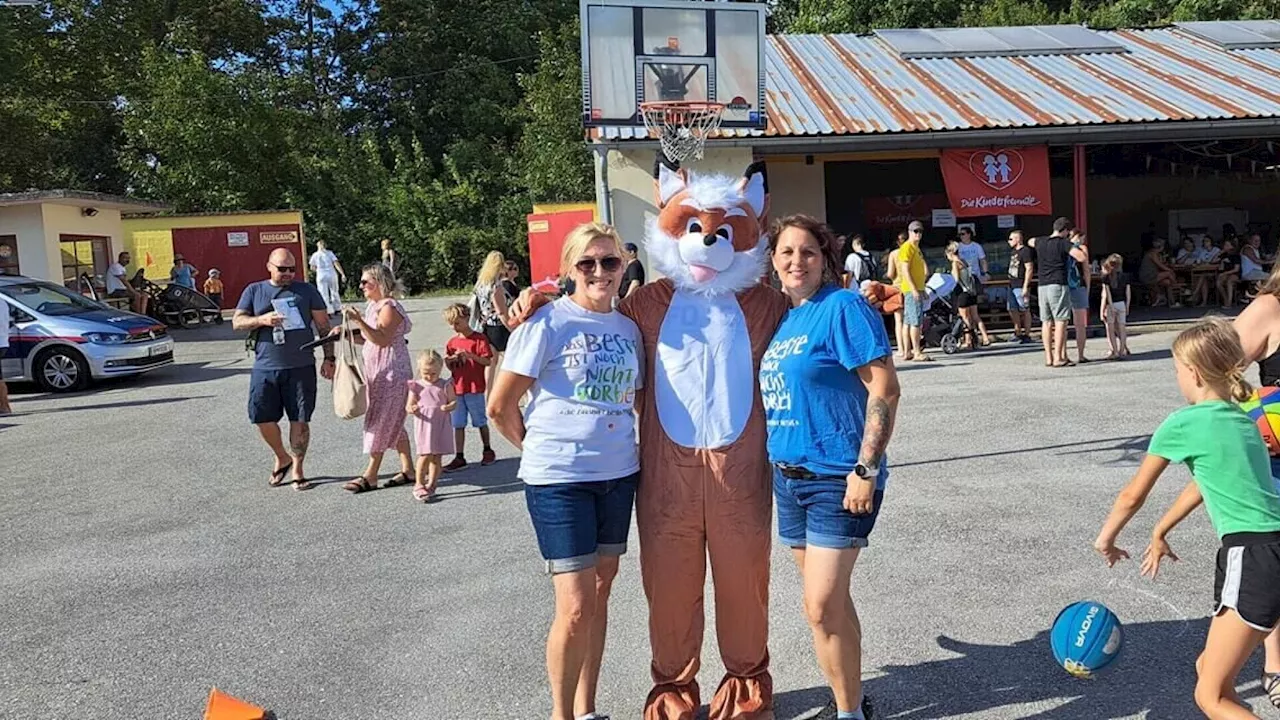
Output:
top-left (1177, 20), bottom-right (1280, 50)
top-left (875, 24), bottom-right (1126, 59)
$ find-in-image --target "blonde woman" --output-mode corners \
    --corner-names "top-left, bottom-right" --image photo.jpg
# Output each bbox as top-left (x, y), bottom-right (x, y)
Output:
top-left (380, 239), bottom-right (399, 278)
top-left (946, 241), bottom-right (991, 349)
top-left (341, 263), bottom-right (415, 493)
top-left (487, 223), bottom-right (642, 720)
top-left (473, 250), bottom-right (515, 393)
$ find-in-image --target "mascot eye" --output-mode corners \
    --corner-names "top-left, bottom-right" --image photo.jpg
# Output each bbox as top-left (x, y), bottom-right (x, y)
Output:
top-left (686, 218), bottom-right (703, 235)
top-left (715, 225), bottom-right (733, 243)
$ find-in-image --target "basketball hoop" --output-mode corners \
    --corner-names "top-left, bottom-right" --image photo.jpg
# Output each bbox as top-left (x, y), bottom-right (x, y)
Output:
top-left (640, 101), bottom-right (725, 163)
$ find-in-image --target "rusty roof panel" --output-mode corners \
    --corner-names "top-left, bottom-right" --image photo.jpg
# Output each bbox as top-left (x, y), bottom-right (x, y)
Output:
top-left (595, 25), bottom-right (1280, 142)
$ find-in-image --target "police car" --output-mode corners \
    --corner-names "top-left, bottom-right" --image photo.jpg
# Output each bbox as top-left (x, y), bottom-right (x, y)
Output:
top-left (1, 275), bottom-right (174, 392)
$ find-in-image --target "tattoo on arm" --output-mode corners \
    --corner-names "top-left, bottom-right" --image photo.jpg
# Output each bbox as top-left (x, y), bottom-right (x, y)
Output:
top-left (859, 396), bottom-right (894, 469)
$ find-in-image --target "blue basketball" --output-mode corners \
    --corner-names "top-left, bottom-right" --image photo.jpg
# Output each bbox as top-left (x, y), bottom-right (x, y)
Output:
top-left (1050, 601), bottom-right (1123, 678)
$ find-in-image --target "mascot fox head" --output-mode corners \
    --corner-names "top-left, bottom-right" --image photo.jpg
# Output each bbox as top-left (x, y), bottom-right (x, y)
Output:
top-left (645, 162), bottom-right (770, 296)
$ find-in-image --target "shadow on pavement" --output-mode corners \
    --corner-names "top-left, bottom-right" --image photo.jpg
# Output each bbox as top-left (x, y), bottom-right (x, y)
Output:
top-left (892, 435), bottom-right (1151, 470)
top-left (835, 619), bottom-right (1265, 720)
top-left (12, 395), bottom-right (215, 415)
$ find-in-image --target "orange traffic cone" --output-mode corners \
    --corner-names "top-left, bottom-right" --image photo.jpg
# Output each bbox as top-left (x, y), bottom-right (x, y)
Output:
top-left (204, 688), bottom-right (265, 720)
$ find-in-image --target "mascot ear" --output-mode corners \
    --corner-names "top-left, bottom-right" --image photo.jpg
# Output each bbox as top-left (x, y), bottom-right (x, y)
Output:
top-left (740, 170), bottom-right (767, 220)
top-left (655, 162), bottom-right (687, 209)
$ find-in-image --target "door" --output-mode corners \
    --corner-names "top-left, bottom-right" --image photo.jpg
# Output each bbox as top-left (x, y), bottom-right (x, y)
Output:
top-left (59, 235), bottom-right (110, 293)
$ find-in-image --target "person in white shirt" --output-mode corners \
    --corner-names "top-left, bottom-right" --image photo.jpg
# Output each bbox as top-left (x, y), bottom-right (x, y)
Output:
top-left (105, 251), bottom-right (148, 315)
top-left (956, 227), bottom-right (988, 280)
top-left (841, 234), bottom-right (875, 289)
top-left (308, 239), bottom-right (346, 315)
top-left (0, 293), bottom-right (11, 414)
top-left (487, 222), bottom-right (642, 720)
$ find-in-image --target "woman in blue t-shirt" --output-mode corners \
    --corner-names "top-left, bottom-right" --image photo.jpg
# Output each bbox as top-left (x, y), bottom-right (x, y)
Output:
top-left (761, 215), bottom-right (901, 720)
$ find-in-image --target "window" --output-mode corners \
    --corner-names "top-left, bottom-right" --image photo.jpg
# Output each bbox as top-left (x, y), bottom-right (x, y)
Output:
top-left (59, 235), bottom-right (110, 291)
top-left (0, 236), bottom-right (17, 276)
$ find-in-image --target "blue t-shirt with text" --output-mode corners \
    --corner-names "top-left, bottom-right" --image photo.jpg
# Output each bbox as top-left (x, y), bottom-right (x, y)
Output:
top-left (761, 285), bottom-right (893, 485)
top-left (236, 280), bottom-right (327, 370)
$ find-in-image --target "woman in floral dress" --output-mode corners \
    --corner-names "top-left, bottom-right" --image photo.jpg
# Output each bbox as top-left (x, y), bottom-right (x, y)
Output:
top-left (343, 263), bottom-right (415, 493)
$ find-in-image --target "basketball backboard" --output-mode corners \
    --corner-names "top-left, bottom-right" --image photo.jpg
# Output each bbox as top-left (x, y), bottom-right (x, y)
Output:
top-left (581, 0), bottom-right (767, 130)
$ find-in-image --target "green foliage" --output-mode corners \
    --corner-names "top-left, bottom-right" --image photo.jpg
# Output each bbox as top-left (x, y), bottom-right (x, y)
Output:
top-left (3, 0), bottom-right (1275, 290)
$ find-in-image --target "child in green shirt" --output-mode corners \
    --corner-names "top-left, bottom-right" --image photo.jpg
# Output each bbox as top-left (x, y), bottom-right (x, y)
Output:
top-left (1096, 317), bottom-right (1280, 719)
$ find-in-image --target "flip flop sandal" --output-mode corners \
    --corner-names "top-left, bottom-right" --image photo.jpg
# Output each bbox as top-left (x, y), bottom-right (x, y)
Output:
top-left (268, 462), bottom-right (293, 487)
top-left (384, 472), bottom-right (413, 488)
top-left (343, 476), bottom-right (376, 493)
top-left (1264, 672), bottom-right (1280, 708)
top-left (413, 485), bottom-right (433, 503)
top-left (292, 477), bottom-right (312, 492)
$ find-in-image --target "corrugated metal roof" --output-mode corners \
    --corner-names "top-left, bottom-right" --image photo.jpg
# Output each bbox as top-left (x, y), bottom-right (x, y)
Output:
top-left (592, 26), bottom-right (1280, 143)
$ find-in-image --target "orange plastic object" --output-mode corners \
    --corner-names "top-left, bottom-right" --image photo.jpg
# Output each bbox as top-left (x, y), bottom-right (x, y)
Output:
top-left (203, 688), bottom-right (265, 720)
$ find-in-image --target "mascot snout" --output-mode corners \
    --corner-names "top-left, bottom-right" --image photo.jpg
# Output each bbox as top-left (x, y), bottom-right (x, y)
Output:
top-left (678, 231), bottom-right (735, 284)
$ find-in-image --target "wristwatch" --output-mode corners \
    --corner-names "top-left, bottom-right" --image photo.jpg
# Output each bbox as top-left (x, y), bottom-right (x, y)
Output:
top-left (852, 463), bottom-right (876, 482)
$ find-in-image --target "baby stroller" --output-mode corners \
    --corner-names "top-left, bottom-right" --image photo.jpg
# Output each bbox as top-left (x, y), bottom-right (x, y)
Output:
top-left (920, 273), bottom-right (973, 355)
top-left (133, 269), bottom-right (223, 328)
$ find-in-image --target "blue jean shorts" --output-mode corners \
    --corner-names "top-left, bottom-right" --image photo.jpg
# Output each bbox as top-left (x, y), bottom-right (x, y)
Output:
top-left (1007, 287), bottom-right (1029, 312)
top-left (248, 366), bottom-right (317, 424)
top-left (903, 292), bottom-right (923, 327)
top-left (774, 467), bottom-right (884, 549)
top-left (1069, 286), bottom-right (1090, 311)
top-left (451, 392), bottom-right (487, 429)
top-left (524, 473), bottom-right (639, 574)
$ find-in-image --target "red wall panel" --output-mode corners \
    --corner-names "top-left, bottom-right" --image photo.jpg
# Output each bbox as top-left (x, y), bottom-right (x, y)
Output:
top-left (170, 224), bottom-right (305, 308)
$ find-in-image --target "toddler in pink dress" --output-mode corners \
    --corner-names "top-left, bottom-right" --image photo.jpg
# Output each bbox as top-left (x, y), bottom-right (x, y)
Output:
top-left (407, 349), bottom-right (456, 502)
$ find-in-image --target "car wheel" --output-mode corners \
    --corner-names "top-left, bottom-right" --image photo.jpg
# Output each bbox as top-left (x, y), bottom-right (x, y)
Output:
top-left (35, 346), bottom-right (90, 393)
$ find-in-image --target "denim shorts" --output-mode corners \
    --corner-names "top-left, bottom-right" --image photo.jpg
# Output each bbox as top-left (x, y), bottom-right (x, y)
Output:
top-left (524, 473), bottom-right (639, 574)
top-left (1069, 286), bottom-right (1090, 311)
top-left (248, 366), bottom-right (317, 424)
top-left (774, 467), bottom-right (885, 550)
top-left (1007, 287), bottom-right (1029, 312)
top-left (451, 392), bottom-right (487, 429)
top-left (1039, 284), bottom-right (1072, 322)
top-left (903, 291), bottom-right (923, 327)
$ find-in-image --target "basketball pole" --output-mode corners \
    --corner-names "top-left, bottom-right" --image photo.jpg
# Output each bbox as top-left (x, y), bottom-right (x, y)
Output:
top-left (593, 144), bottom-right (613, 225)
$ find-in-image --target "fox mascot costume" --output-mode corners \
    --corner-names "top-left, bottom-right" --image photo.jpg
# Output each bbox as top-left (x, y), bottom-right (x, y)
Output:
top-left (619, 162), bottom-right (788, 720)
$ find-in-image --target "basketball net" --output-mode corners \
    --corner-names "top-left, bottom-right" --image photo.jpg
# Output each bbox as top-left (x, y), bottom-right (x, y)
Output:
top-left (640, 101), bottom-right (724, 163)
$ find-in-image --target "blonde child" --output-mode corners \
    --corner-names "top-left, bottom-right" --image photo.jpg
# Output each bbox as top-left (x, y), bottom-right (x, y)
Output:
top-left (407, 350), bottom-right (456, 503)
top-left (442, 303), bottom-right (495, 470)
top-left (1100, 254), bottom-right (1132, 360)
top-left (203, 268), bottom-right (224, 308)
top-left (1095, 318), bottom-right (1280, 719)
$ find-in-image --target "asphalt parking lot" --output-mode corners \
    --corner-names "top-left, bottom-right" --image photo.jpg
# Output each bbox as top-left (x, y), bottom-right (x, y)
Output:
top-left (1, 297), bottom-right (1275, 719)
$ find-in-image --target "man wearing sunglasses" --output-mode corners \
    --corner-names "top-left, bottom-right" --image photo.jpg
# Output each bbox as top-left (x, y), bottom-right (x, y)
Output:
top-left (233, 248), bottom-right (335, 491)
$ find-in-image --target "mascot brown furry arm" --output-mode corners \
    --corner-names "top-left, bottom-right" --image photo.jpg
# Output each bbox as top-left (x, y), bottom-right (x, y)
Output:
top-left (617, 163), bottom-right (788, 720)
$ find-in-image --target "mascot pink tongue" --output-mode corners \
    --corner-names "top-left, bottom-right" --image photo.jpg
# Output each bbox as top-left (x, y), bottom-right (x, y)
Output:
top-left (620, 163), bottom-right (789, 720)
top-left (689, 264), bottom-right (718, 283)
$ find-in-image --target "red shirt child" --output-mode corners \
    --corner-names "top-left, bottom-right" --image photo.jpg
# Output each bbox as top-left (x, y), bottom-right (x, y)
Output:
top-left (445, 330), bottom-right (493, 395)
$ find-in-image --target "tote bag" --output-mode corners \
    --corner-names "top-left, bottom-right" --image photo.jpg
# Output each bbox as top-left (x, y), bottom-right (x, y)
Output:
top-left (333, 321), bottom-right (367, 420)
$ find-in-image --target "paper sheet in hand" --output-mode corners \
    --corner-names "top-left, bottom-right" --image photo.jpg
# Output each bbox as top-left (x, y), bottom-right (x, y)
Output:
top-left (271, 298), bottom-right (307, 331)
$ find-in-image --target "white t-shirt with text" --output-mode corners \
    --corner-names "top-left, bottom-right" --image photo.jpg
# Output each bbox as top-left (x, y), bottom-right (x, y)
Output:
top-left (502, 296), bottom-right (643, 485)
top-left (106, 263), bottom-right (127, 293)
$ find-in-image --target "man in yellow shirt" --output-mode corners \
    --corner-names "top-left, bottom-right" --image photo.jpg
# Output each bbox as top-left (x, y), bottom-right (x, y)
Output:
top-left (897, 220), bottom-right (931, 361)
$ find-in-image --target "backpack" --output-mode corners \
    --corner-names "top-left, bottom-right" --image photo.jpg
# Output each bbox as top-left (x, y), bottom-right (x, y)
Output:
top-left (957, 261), bottom-right (980, 295)
top-left (851, 250), bottom-right (879, 284)
top-left (1067, 241), bottom-right (1085, 289)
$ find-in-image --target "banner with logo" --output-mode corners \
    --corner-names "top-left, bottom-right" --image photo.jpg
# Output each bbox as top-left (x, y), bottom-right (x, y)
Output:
top-left (940, 146), bottom-right (1052, 218)
top-left (862, 194), bottom-right (950, 230)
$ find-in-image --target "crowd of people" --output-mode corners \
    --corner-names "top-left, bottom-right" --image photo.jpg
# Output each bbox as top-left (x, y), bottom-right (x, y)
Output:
top-left (214, 188), bottom-right (1280, 720)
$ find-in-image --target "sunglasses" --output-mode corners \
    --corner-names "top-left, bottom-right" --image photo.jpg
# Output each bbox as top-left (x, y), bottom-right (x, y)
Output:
top-left (272, 264), bottom-right (296, 273)
top-left (575, 256), bottom-right (623, 274)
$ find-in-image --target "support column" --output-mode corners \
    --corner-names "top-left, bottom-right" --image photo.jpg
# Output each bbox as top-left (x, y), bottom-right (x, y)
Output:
top-left (1073, 144), bottom-right (1088, 232)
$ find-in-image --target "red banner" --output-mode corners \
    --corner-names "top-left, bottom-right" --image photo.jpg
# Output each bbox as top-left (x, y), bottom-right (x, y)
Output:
top-left (862, 194), bottom-right (950, 230)
top-left (940, 146), bottom-right (1052, 218)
